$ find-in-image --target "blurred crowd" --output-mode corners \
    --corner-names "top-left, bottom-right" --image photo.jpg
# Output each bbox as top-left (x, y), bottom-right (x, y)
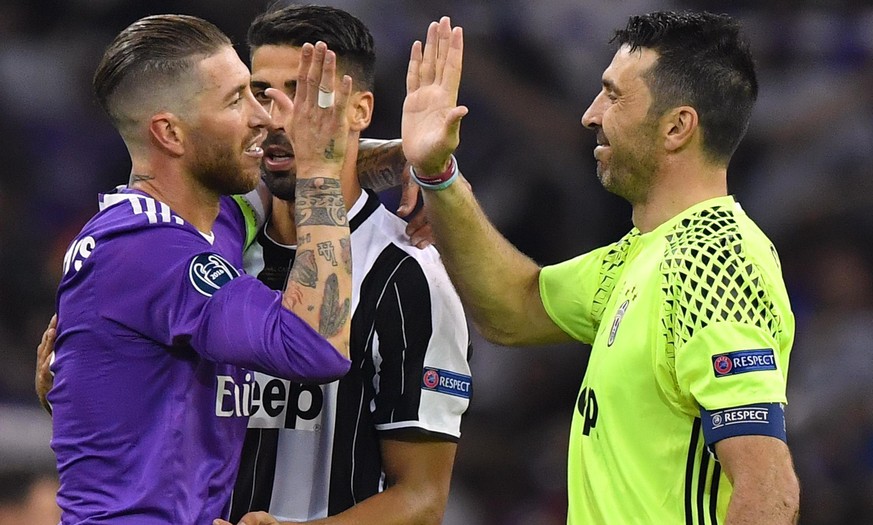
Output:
top-left (1, 0), bottom-right (871, 523)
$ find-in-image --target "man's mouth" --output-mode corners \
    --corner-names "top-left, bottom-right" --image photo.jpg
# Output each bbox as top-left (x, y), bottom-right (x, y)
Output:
top-left (244, 131), bottom-right (266, 159)
top-left (593, 130), bottom-right (610, 160)
top-left (263, 143), bottom-right (295, 172)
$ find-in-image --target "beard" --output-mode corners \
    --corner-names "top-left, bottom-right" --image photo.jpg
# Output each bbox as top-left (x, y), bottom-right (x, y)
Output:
top-left (597, 121), bottom-right (660, 205)
top-left (188, 130), bottom-right (260, 196)
top-left (260, 131), bottom-right (297, 201)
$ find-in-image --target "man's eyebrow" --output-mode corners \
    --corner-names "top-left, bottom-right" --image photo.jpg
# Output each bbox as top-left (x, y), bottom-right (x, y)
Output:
top-left (224, 84), bottom-right (247, 101)
top-left (250, 79), bottom-right (297, 92)
top-left (603, 78), bottom-right (621, 94)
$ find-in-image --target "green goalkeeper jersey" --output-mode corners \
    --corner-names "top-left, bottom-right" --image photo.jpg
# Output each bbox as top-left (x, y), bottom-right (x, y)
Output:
top-left (539, 196), bottom-right (794, 524)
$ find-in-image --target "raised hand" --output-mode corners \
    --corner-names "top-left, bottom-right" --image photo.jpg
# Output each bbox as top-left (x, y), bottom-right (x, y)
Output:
top-left (402, 17), bottom-right (468, 175)
top-left (265, 41), bottom-right (353, 360)
top-left (266, 41), bottom-right (353, 177)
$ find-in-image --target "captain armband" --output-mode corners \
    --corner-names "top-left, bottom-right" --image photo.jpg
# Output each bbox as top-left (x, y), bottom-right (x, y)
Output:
top-left (700, 402), bottom-right (787, 446)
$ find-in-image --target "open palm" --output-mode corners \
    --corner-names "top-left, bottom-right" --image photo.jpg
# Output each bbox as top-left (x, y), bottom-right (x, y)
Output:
top-left (402, 17), bottom-right (468, 175)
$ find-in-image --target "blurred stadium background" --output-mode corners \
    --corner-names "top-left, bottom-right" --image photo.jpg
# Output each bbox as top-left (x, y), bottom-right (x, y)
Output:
top-left (1, 0), bottom-right (871, 523)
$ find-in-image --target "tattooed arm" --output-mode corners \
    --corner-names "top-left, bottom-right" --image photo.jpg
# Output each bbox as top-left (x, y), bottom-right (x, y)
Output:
top-left (286, 178), bottom-right (352, 351)
top-left (356, 138), bottom-right (406, 192)
top-left (265, 41), bottom-right (353, 358)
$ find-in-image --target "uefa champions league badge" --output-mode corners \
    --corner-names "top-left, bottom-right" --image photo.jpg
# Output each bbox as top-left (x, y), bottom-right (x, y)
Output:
top-left (421, 367), bottom-right (472, 399)
top-left (189, 253), bottom-right (241, 296)
top-left (711, 349), bottom-right (777, 378)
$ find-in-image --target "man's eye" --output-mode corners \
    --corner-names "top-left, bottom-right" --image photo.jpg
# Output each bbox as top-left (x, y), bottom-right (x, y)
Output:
top-left (253, 91), bottom-right (270, 103)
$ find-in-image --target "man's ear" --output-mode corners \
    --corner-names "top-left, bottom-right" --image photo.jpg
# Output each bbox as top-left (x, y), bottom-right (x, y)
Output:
top-left (663, 106), bottom-right (698, 152)
top-left (348, 91), bottom-right (373, 132)
top-left (149, 112), bottom-right (186, 157)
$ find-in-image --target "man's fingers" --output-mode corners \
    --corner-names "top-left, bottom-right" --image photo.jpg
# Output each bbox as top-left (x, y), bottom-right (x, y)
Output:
top-left (446, 105), bottom-right (469, 128)
top-left (295, 42), bottom-right (315, 106)
top-left (406, 40), bottom-right (423, 94)
top-left (38, 314), bottom-right (57, 359)
top-left (420, 21), bottom-right (438, 86)
top-left (333, 74), bottom-right (353, 114)
top-left (396, 166), bottom-right (420, 217)
top-left (409, 222), bottom-right (434, 249)
top-left (307, 42), bottom-right (329, 106)
top-left (441, 26), bottom-right (464, 93)
top-left (264, 87), bottom-right (294, 116)
top-left (404, 207), bottom-right (435, 249)
top-left (239, 512), bottom-right (279, 525)
top-left (404, 208), bottom-right (429, 236)
top-left (36, 314), bottom-right (57, 415)
top-left (434, 17), bottom-right (452, 85)
top-left (320, 48), bottom-right (336, 95)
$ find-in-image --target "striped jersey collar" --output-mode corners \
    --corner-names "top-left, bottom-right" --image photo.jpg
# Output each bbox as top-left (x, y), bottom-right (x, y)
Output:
top-left (97, 186), bottom-right (217, 244)
top-left (349, 189), bottom-right (381, 233)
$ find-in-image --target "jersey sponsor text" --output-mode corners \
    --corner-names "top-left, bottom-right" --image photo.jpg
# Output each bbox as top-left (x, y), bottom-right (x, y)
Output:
top-left (215, 373), bottom-right (254, 417)
top-left (247, 375), bottom-right (326, 431)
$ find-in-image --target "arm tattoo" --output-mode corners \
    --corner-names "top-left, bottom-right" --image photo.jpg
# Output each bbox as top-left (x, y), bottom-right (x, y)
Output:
top-left (324, 139), bottom-right (336, 160)
top-left (358, 168), bottom-right (398, 192)
top-left (296, 178), bottom-right (349, 227)
top-left (339, 238), bottom-right (351, 275)
top-left (357, 143), bottom-right (407, 191)
top-left (317, 241), bottom-right (338, 266)
top-left (318, 273), bottom-right (351, 337)
top-left (287, 250), bottom-right (318, 288)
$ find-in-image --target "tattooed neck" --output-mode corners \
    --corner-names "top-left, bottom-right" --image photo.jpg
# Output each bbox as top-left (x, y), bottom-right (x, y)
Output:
top-left (130, 173), bottom-right (155, 185)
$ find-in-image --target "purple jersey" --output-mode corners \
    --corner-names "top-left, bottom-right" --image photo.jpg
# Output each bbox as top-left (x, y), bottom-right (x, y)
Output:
top-left (49, 189), bottom-right (350, 524)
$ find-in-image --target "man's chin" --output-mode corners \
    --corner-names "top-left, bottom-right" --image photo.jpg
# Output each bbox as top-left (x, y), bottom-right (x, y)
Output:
top-left (261, 169), bottom-right (296, 201)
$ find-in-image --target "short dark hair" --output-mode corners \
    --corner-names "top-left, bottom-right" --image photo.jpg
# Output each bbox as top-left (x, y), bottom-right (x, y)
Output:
top-left (93, 14), bottom-right (231, 128)
top-left (613, 11), bottom-right (758, 164)
top-left (248, 4), bottom-right (376, 91)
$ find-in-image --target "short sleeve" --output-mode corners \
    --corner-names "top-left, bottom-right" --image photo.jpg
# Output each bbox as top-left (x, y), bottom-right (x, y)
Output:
top-left (676, 323), bottom-right (787, 410)
top-left (539, 234), bottom-right (637, 344)
top-left (370, 253), bottom-right (471, 441)
top-left (665, 234), bottom-right (789, 412)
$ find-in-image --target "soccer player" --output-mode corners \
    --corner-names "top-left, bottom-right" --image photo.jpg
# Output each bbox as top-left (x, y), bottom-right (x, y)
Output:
top-left (401, 11), bottom-right (800, 524)
top-left (50, 14), bottom-right (355, 524)
top-left (225, 6), bottom-right (471, 524)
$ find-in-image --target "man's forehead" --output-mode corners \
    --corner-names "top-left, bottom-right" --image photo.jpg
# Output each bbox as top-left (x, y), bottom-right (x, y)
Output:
top-left (251, 44), bottom-right (303, 68)
top-left (198, 46), bottom-right (250, 89)
top-left (603, 45), bottom-right (658, 87)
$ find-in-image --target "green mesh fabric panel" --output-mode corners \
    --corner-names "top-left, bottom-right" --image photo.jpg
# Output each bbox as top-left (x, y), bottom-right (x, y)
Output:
top-left (591, 231), bottom-right (639, 329)
top-left (660, 207), bottom-right (781, 357)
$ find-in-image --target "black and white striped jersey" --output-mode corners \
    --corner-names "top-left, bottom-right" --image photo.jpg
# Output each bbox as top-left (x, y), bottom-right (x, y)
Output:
top-left (229, 189), bottom-right (472, 521)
